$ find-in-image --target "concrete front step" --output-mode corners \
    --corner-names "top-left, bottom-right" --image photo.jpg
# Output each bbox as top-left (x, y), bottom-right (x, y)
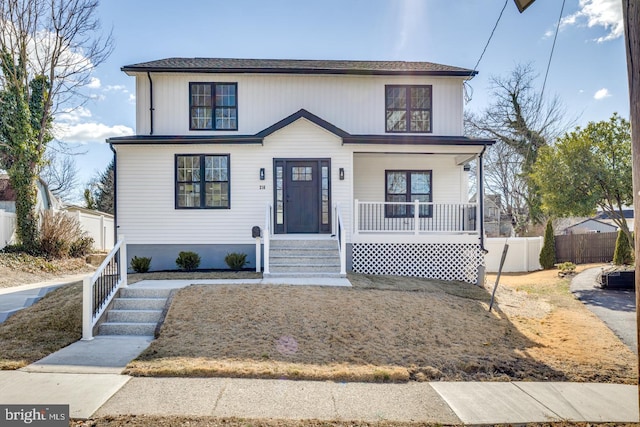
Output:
top-left (112, 297), bottom-right (167, 310)
top-left (264, 272), bottom-right (346, 279)
top-left (270, 239), bottom-right (338, 249)
top-left (106, 309), bottom-right (163, 323)
top-left (119, 287), bottom-right (172, 298)
top-left (98, 322), bottom-right (157, 336)
top-left (270, 255), bottom-right (340, 265)
top-left (269, 264), bottom-right (341, 273)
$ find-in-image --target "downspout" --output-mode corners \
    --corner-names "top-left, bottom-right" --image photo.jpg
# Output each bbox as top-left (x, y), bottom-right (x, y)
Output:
top-left (147, 72), bottom-right (154, 135)
top-left (478, 145), bottom-right (487, 251)
top-left (109, 142), bottom-right (118, 244)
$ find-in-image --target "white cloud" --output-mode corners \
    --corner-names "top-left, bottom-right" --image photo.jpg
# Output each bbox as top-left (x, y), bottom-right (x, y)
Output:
top-left (594, 88), bottom-right (611, 100)
top-left (56, 106), bottom-right (92, 123)
top-left (104, 84), bottom-right (127, 92)
top-left (53, 122), bottom-right (134, 143)
top-left (561, 0), bottom-right (623, 43)
top-left (128, 94), bottom-right (136, 104)
top-left (87, 77), bottom-right (101, 89)
top-left (89, 93), bottom-right (106, 102)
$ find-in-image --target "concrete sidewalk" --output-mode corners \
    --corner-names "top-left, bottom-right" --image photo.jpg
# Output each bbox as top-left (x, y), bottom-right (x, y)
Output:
top-left (2, 370), bottom-right (638, 424)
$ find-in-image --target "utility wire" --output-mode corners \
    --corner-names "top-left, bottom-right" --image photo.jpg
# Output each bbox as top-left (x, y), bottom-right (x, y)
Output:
top-left (539, 0), bottom-right (566, 103)
top-left (465, 0), bottom-right (509, 103)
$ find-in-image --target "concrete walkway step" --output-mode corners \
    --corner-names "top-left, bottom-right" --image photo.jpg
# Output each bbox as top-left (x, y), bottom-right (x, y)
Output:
top-left (99, 322), bottom-right (156, 336)
top-left (112, 297), bottom-right (167, 310)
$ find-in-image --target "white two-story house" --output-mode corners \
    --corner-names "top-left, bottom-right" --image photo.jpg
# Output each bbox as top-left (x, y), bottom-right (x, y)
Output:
top-left (108, 58), bottom-right (494, 284)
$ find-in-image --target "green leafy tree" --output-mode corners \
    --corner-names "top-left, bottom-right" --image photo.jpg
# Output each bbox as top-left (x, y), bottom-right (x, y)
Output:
top-left (0, 0), bottom-right (113, 249)
top-left (532, 113), bottom-right (633, 251)
top-left (539, 220), bottom-right (556, 269)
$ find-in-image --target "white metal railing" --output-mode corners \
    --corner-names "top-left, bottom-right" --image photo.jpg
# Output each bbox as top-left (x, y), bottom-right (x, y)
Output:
top-left (334, 203), bottom-right (347, 275)
top-left (263, 204), bottom-right (271, 275)
top-left (354, 200), bottom-right (478, 234)
top-left (82, 235), bottom-right (127, 340)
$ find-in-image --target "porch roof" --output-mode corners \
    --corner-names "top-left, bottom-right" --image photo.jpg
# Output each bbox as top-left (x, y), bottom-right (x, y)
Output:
top-left (108, 109), bottom-right (495, 147)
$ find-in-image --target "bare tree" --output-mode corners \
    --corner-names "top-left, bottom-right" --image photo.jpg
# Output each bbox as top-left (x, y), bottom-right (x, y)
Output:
top-left (0, 0), bottom-right (112, 248)
top-left (39, 143), bottom-right (79, 200)
top-left (466, 63), bottom-right (571, 226)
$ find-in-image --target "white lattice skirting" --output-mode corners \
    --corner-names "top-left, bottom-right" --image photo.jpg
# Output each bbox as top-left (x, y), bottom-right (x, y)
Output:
top-left (352, 243), bottom-right (485, 284)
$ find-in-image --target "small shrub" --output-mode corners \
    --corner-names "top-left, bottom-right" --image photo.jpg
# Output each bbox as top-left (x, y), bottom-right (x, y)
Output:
top-left (176, 251), bottom-right (200, 271)
top-left (613, 230), bottom-right (634, 265)
top-left (69, 236), bottom-right (94, 258)
top-left (131, 256), bottom-right (152, 273)
top-left (225, 252), bottom-right (248, 270)
top-left (539, 220), bottom-right (556, 270)
top-left (39, 210), bottom-right (87, 259)
top-left (556, 261), bottom-right (576, 277)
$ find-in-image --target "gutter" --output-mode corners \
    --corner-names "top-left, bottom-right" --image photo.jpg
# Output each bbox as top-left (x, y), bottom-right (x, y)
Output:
top-left (478, 145), bottom-right (487, 251)
top-left (147, 72), bottom-right (154, 135)
top-left (109, 143), bottom-right (118, 244)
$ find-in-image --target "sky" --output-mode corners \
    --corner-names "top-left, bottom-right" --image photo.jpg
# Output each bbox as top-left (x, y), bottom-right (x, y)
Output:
top-left (51, 0), bottom-right (630, 202)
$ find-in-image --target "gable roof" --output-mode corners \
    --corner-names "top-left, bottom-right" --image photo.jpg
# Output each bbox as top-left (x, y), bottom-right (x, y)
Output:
top-left (565, 218), bottom-right (617, 231)
top-left (122, 58), bottom-right (477, 77)
top-left (109, 109), bottom-right (494, 147)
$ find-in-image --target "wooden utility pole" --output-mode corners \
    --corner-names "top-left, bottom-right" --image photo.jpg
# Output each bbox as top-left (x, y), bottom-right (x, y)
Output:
top-left (622, 0), bottom-right (640, 413)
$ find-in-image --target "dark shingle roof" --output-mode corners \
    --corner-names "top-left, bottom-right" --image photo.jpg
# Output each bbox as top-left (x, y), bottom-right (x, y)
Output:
top-left (122, 58), bottom-right (476, 77)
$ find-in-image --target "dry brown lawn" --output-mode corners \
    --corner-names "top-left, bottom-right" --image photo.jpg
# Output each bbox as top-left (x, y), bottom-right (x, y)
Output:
top-left (0, 252), bottom-right (94, 289)
top-left (0, 281), bottom-right (82, 369)
top-left (126, 265), bottom-right (636, 384)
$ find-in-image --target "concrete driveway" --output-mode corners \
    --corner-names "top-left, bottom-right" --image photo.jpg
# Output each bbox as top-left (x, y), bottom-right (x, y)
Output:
top-left (570, 267), bottom-right (636, 353)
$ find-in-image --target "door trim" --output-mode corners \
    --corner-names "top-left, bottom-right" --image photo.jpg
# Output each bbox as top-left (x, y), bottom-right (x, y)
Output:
top-left (273, 158), bottom-right (331, 234)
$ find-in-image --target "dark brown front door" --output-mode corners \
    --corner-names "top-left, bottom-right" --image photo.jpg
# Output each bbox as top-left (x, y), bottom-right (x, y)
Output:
top-left (274, 159), bottom-right (331, 234)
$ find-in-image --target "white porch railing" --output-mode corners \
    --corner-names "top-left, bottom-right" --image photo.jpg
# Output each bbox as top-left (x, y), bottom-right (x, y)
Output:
top-left (82, 235), bottom-right (127, 340)
top-left (354, 200), bottom-right (478, 234)
top-left (333, 203), bottom-right (347, 275)
top-left (263, 204), bottom-right (271, 275)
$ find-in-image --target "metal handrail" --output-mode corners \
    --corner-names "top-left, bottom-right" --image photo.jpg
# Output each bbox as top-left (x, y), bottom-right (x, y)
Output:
top-left (82, 235), bottom-right (127, 340)
top-left (334, 203), bottom-right (346, 275)
top-left (264, 204), bottom-right (271, 275)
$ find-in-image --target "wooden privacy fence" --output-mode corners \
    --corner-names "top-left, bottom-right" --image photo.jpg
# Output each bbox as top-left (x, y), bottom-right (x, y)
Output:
top-left (555, 232), bottom-right (617, 264)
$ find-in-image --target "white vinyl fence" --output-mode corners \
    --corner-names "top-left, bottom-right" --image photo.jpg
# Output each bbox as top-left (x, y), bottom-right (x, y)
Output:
top-left (65, 209), bottom-right (114, 251)
top-left (485, 237), bottom-right (543, 273)
top-left (0, 208), bottom-right (113, 252)
top-left (0, 209), bottom-right (16, 249)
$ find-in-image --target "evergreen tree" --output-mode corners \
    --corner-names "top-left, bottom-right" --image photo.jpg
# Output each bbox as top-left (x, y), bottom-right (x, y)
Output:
top-left (613, 229), bottom-right (633, 265)
top-left (539, 220), bottom-right (556, 269)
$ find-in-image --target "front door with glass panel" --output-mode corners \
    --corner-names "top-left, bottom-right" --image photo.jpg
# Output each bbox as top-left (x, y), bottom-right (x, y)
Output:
top-left (274, 159), bottom-right (331, 234)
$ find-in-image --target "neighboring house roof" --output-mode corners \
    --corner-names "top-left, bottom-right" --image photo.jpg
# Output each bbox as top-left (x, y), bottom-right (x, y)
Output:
top-left (0, 174), bottom-right (61, 211)
top-left (109, 109), bottom-right (495, 147)
top-left (121, 57), bottom-right (477, 77)
top-left (0, 174), bottom-right (16, 202)
top-left (565, 218), bottom-right (617, 232)
top-left (595, 209), bottom-right (634, 220)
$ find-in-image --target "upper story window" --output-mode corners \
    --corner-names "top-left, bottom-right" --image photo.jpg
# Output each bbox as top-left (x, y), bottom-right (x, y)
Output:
top-left (385, 85), bottom-right (432, 133)
top-left (189, 83), bottom-right (238, 130)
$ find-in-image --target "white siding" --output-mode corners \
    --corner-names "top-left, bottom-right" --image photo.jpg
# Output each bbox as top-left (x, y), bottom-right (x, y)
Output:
top-left (116, 118), bottom-right (351, 245)
top-left (353, 153), bottom-right (466, 204)
top-left (134, 73), bottom-right (464, 137)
